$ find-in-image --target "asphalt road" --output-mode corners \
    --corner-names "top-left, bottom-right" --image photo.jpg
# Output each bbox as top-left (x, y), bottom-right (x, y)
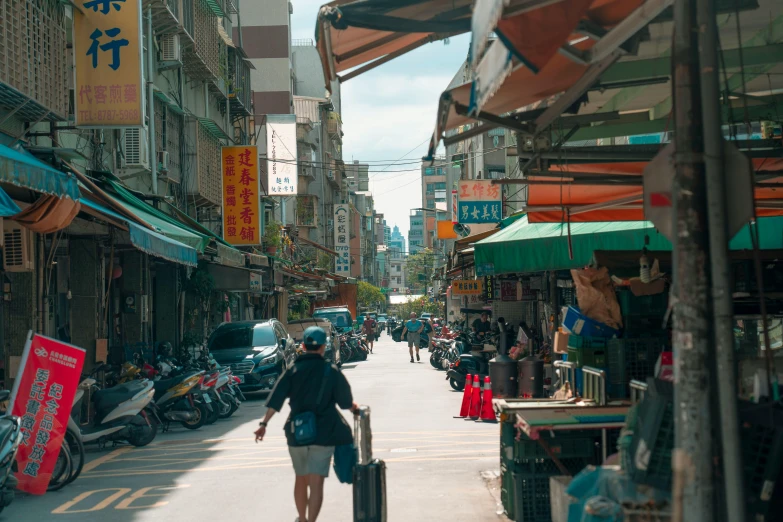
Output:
top-left (8, 335), bottom-right (503, 521)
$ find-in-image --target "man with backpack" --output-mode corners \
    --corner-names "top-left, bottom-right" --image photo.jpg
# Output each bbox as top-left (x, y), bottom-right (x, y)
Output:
top-left (362, 315), bottom-right (378, 353)
top-left (401, 312), bottom-right (424, 363)
top-left (255, 326), bottom-right (358, 522)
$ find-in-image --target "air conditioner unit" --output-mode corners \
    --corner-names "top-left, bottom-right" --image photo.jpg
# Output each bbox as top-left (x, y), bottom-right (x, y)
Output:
top-left (159, 34), bottom-right (181, 63)
top-left (3, 220), bottom-right (35, 272)
top-left (158, 150), bottom-right (170, 171)
top-left (120, 128), bottom-right (150, 169)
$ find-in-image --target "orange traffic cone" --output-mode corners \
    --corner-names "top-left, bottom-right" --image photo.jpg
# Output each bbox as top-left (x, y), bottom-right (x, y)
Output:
top-left (480, 376), bottom-right (497, 422)
top-left (458, 374), bottom-right (473, 418)
top-left (468, 375), bottom-right (482, 419)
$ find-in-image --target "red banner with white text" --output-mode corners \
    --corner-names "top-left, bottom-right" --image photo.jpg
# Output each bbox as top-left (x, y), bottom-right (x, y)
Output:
top-left (10, 333), bottom-right (85, 495)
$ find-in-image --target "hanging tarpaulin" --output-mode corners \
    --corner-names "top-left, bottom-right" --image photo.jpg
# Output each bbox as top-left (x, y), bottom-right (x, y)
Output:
top-left (0, 143), bottom-right (80, 200)
top-left (73, 0), bottom-right (144, 127)
top-left (0, 185), bottom-right (21, 216)
top-left (12, 196), bottom-right (81, 234)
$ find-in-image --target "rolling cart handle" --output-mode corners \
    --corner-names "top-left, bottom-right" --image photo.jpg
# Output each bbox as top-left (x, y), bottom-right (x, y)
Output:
top-left (354, 405), bottom-right (373, 466)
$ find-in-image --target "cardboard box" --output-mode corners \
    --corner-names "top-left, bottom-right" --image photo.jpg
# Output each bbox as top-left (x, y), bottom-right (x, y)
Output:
top-left (554, 329), bottom-right (569, 354)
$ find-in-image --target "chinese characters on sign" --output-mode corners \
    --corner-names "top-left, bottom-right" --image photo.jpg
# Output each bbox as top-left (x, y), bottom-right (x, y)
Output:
top-left (222, 146), bottom-right (261, 246)
top-left (74, 0), bottom-right (143, 127)
top-left (457, 180), bottom-right (502, 224)
top-left (10, 334), bottom-right (86, 495)
top-left (334, 205), bottom-right (350, 275)
top-left (266, 115), bottom-right (298, 196)
top-left (452, 279), bottom-right (484, 296)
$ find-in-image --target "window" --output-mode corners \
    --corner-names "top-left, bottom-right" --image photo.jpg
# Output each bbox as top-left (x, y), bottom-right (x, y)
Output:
top-left (424, 167), bottom-right (434, 175)
top-left (434, 182), bottom-right (446, 190)
top-left (396, 265), bottom-right (401, 272)
top-left (436, 168), bottom-right (445, 175)
top-left (426, 199), bottom-right (435, 208)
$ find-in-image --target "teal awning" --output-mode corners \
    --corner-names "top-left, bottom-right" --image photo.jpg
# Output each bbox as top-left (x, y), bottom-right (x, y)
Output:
top-left (197, 117), bottom-right (232, 141)
top-left (81, 199), bottom-right (197, 267)
top-left (474, 216), bottom-right (783, 275)
top-left (0, 185), bottom-right (21, 217)
top-left (0, 142), bottom-right (80, 200)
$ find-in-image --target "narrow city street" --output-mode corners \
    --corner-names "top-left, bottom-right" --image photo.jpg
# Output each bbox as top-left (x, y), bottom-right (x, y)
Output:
top-left (9, 336), bottom-right (501, 521)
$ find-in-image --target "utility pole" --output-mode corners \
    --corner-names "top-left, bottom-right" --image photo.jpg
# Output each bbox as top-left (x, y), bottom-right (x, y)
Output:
top-left (671, 1), bottom-right (714, 520)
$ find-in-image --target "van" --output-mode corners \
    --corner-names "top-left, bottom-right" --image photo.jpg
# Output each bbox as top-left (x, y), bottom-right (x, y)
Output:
top-left (312, 305), bottom-right (354, 331)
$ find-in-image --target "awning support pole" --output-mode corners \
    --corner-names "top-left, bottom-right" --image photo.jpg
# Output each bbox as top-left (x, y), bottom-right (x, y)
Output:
top-left (587, 0), bottom-right (673, 63)
top-left (698, 0), bottom-right (746, 519)
top-left (671, 0), bottom-right (714, 520)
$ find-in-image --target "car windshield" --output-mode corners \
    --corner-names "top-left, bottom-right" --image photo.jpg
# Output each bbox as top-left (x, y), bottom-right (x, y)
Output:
top-left (313, 310), bottom-right (352, 328)
top-left (378, 315), bottom-right (387, 320)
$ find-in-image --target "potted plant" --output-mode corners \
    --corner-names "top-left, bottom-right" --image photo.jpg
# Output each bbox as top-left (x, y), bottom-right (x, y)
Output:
top-left (264, 220), bottom-right (282, 254)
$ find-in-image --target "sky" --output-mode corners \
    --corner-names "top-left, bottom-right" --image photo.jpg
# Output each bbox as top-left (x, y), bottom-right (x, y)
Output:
top-left (290, 1), bottom-right (470, 239)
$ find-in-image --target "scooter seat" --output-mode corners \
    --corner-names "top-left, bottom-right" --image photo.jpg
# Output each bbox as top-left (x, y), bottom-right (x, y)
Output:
top-left (93, 380), bottom-right (149, 412)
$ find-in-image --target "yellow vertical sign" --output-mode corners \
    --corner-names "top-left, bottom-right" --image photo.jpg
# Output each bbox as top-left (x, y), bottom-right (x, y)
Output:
top-left (73, 0), bottom-right (144, 127)
top-left (222, 146), bottom-right (261, 246)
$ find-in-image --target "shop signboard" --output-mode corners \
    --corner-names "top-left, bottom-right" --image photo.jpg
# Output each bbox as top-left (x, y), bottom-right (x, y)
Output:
top-left (334, 204), bottom-right (350, 275)
top-left (483, 276), bottom-right (494, 301)
top-left (266, 114), bottom-right (298, 196)
top-left (73, 0), bottom-right (144, 127)
top-left (457, 180), bottom-right (501, 224)
top-left (10, 334), bottom-right (86, 495)
top-left (476, 263), bottom-right (495, 277)
top-left (501, 280), bottom-right (519, 301)
top-left (222, 146), bottom-right (261, 245)
top-left (451, 189), bottom-right (458, 223)
top-left (249, 273), bottom-right (262, 293)
top-left (453, 279), bottom-right (484, 296)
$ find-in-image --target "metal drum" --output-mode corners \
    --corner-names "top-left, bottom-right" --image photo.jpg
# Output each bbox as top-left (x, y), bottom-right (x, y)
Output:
top-left (518, 356), bottom-right (544, 398)
top-left (489, 354), bottom-right (518, 398)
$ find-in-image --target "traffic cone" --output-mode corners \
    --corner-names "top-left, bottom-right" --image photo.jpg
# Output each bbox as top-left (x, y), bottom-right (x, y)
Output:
top-left (457, 374), bottom-right (473, 417)
top-left (480, 376), bottom-right (497, 422)
top-left (468, 375), bottom-right (482, 419)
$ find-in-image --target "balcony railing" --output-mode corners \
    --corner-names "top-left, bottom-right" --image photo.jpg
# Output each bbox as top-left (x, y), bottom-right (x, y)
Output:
top-left (184, 119), bottom-right (222, 206)
top-left (144, 0), bottom-right (180, 35)
top-left (296, 196), bottom-right (317, 227)
top-left (228, 48), bottom-right (251, 117)
top-left (182, 0), bottom-right (221, 82)
top-left (179, 0), bottom-right (195, 44)
top-left (0, 0), bottom-right (68, 121)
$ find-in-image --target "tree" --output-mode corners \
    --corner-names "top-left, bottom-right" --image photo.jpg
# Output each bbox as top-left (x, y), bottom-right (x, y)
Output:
top-left (395, 295), bottom-right (443, 319)
top-left (405, 248), bottom-right (434, 293)
top-left (357, 281), bottom-right (385, 311)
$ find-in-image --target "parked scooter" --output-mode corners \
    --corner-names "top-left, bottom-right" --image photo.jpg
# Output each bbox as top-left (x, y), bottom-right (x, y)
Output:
top-left (0, 391), bottom-right (21, 514)
top-left (69, 366), bottom-right (157, 447)
top-left (445, 333), bottom-right (498, 391)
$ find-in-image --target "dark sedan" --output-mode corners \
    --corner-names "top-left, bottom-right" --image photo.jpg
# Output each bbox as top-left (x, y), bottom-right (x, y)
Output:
top-left (208, 320), bottom-right (295, 392)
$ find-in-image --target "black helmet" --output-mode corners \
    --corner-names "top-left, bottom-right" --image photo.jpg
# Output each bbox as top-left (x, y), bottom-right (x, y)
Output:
top-left (157, 341), bottom-right (173, 358)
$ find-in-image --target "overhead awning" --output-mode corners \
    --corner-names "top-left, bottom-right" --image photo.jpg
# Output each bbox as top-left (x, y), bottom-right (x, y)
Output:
top-left (206, 263), bottom-right (263, 292)
top-left (197, 117), bottom-right (232, 141)
top-left (80, 198), bottom-right (198, 267)
top-left (0, 142), bottom-right (80, 200)
top-left (0, 186), bottom-right (21, 216)
top-left (316, 0), bottom-right (474, 91)
top-left (474, 215), bottom-right (783, 275)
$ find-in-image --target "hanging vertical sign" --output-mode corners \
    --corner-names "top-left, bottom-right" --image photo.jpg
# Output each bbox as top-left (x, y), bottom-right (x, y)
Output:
top-left (266, 114), bottom-right (298, 196)
top-left (73, 0), bottom-right (144, 127)
top-left (451, 189), bottom-right (458, 223)
top-left (334, 204), bottom-right (351, 275)
top-left (483, 276), bottom-right (494, 301)
top-left (222, 146), bottom-right (261, 245)
top-left (10, 333), bottom-right (86, 495)
top-left (457, 180), bottom-right (502, 224)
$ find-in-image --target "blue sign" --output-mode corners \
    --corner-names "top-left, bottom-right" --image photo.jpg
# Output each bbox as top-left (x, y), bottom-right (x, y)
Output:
top-left (458, 201), bottom-right (501, 224)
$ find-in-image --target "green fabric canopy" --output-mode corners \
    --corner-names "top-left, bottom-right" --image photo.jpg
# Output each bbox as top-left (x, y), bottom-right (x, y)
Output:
top-left (474, 215), bottom-right (783, 275)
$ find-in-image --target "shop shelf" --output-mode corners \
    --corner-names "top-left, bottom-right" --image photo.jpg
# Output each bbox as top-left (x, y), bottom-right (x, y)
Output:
top-left (567, 346), bottom-right (607, 368)
top-left (562, 306), bottom-right (619, 338)
top-left (616, 289), bottom-right (668, 317)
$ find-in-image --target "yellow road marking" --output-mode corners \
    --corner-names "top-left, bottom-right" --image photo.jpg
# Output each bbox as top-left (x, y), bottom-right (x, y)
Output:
top-left (82, 447), bottom-right (132, 473)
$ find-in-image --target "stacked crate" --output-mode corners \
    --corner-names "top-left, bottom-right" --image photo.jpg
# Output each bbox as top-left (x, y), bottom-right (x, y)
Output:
top-left (565, 335), bottom-right (608, 395)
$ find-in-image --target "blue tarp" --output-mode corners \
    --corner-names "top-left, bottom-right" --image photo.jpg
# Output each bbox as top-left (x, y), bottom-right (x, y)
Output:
top-left (0, 143), bottom-right (80, 200)
top-left (0, 185), bottom-right (21, 217)
top-left (81, 198), bottom-right (198, 267)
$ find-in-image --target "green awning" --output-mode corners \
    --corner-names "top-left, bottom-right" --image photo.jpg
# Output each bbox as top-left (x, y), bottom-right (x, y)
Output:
top-left (81, 198), bottom-right (197, 267)
top-left (0, 185), bottom-right (21, 216)
top-left (197, 117), bottom-right (232, 141)
top-left (0, 142), bottom-right (80, 200)
top-left (204, 0), bottom-right (227, 18)
top-left (154, 89), bottom-right (185, 115)
top-left (474, 216), bottom-right (783, 275)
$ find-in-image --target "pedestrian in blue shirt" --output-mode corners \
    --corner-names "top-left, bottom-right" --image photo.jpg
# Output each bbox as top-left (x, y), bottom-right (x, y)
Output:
top-left (401, 312), bottom-right (423, 363)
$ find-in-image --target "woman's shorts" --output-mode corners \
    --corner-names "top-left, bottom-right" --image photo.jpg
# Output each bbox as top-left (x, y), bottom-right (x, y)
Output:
top-left (288, 445), bottom-right (335, 477)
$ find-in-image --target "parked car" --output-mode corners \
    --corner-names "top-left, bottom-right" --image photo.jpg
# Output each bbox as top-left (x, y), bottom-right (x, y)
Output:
top-left (208, 320), bottom-right (295, 393)
top-left (421, 312), bottom-right (433, 321)
top-left (377, 314), bottom-right (388, 332)
top-left (313, 305), bottom-right (354, 332)
top-left (287, 317), bottom-right (341, 367)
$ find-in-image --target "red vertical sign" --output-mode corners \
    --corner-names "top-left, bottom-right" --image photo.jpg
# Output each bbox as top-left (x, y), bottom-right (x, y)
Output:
top-left (10, 334), bottom-right (86, 495)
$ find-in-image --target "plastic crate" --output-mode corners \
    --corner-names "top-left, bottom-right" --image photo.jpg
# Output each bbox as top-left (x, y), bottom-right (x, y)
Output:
top-left (623, 315), bottom-right (666, 336)
top-left (511, 457), bottom-right (591, 477)
top-left (513, 432), bottom-right (596, 462)
top-left (739, 405), bottom-right (783, 518)
top-left (501, 463), bottom-right (516, 519)
top-left (567, 335), bottom-right (608, 350)
top-left (616, 289), bottom-right (668, 317)
top-left (567, 346), bottom-right (607, 368)
top-left (607, 339), bottom-right (667, 398)
top-left (501, 421), bottom-right (516, 469)
top-left (512, 471), bottom-right (556, 522)
top-left (562, 306), bottom-right (619, 338)
top-left (631, 393), bottom-right (674, 490)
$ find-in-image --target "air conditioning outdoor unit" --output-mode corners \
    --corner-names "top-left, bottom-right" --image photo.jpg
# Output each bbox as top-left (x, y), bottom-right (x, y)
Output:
top-left (120, 128), bottom-right (150, 169)
top-left (159, 34), bottom-right (181, 62)
top-left (158, 150), bottom-right (170, 171)
top-left (3, 220), bottom-right (35, 272)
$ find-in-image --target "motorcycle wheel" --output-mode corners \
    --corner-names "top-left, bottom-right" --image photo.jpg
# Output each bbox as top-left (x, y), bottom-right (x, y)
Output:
top-left (216, 394), bottom-right (233, 419)
top-left (180, 402), bottom-right (208, 430)
top-left (127, 413), bottom-right (158, 447)
top-left (219, 399), bottom-right (239, 419)
top-left (429, 354), bottom-right (440, 369)
top-left (47, 444), bottom-right (73, 492)
top-left (449, 378), bottom-right (464, 392)
top-left (63, 428), bottom-right (85, 486)
top-left (204, 399), bottom-right (220, 425)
